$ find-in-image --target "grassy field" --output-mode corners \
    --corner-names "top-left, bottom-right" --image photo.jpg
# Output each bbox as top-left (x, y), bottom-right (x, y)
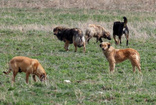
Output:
top-left (0, 8), bottom-right (156, 105)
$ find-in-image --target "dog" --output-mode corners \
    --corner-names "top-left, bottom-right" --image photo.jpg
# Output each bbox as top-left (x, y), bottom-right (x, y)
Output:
top-left (3, 56), bottom-right (46, 84)
top-left (113, 17), bottom-right (129, 46)
top-left (100, 42), bottom-right (141, 72)
top-left (85, 24), bottom-right (111, 43)
top-left (53, 26), bottom-right (86, 53)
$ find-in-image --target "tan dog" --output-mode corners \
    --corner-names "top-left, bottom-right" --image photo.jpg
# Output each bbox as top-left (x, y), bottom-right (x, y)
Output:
top-left (100, 42), bottom-right (141, 72)
top-left (3, 56), bottom-right (46, 84)
top-left (85, 24), bottom-right (111, 43)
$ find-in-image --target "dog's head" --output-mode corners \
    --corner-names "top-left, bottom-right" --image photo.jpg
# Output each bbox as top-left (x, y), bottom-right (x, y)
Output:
top-left (103, 31), bottom-right (111, 40)
top-left (38, 65), bottom-right (47, 82)
top-left (99, 42), bottom-right (111, 51)
top-left (40, 73), bottom-right (46, 82)
top-left (33, 60), bottom-right (47, 82)
top-left (53, 27), bottom-right (63, 35)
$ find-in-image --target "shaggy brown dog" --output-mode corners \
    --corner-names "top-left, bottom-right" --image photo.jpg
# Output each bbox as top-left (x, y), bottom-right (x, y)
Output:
top-left (53, 26), bottom-right (86, 53)
top-left (100, 42), bottom-right (141, 72)
top-left (85, 24), bottom-right (111, 43)
top-left (113, 17), bottom-right (129, 46)
top-left (3, 56), bottom-right (46, 84)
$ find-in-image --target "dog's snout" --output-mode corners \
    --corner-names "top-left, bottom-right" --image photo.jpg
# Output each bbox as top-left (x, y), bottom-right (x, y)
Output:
top-left (40, 78), bottom-right (45, 82)
top-left (53, 32), bottom-right (57, 35)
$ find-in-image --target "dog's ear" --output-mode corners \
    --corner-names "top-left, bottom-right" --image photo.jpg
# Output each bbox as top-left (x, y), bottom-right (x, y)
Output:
top-left (40, 74), bottom-right (45, 78)
top-left (33, 62), bottom-right (39, 71)
top-left (108, 43), bottom-right (111, 48)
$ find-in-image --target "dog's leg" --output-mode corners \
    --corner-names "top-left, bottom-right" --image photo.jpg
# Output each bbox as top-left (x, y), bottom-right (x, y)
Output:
top-left (86, 35), bottom-right (93, 44)
top-left (132, 64), bottom-right (141, 73)
top-left (126, 40), bottom-right (129, 46)
top-left (86, 36), bottom-right (89, 43)
top-left (135, 61), bottom-right (141, 72)
top-left (109, 60), bottom-right (115, 72)
top-left (33, 74), bottom-right (36, 82)
top-left (26, 72), bottom-right (30, 83)
top-left (130, 58), bottom-right (141, 72)
top-left (134, 61), bottom-right (142, 74)
top-left (113, 35), bottom-right (118, 45)
top-left (96, 37), bottom-right (99, 43)
top-left (74, 43), bottom-right (77, 52)
top-left (125, 34), bottom-right (129, 46)
top-left (83, 43), bottom-right (86, 53)
top-left (130, 58), bottom-right (136, 72)
top-left (99, 38), bottom-right (103, 43)
top-left (12, 71), bottom-right (18, 83)
top-left (86, 35), bottom-right (92, 44)
top-left (136, 65), bottom-right (141, 72)
top-left (119, 36), bottom-right (122, 45)
top-left (64, 41), bottom-right (69, 51)
top-left (66, 41), bottom-right (69, 51)
top-left (64, 43), bottom-right (66, 51)
top-left (132, 65), bottom-right (136, 72)
top-left (64, 42), bottom-right (67, 51)
top-left (87, 37), bottom-right (91, 43)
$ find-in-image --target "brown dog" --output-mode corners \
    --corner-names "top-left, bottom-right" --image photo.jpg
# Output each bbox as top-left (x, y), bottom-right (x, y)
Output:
top-left (100, 42), bottom-right (141, 72)
top-left (53, 26), bottom-right (86, 53)
top-left (85, 24), bottom-right (111, 43)
top-left (3, 56), bottom-right (46, 84)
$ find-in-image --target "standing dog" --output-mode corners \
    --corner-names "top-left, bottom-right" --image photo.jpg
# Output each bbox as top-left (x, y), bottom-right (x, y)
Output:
top-left (3, 56), bottom-right (46, 84)
top-left (113, 17), bottom-right (129, 46)
top-left (100, 42), bottom-right (141, 72)
top-left (85, 24), bottom-right (111, 43)
top-left (53, 26), bottom-right (86, 53)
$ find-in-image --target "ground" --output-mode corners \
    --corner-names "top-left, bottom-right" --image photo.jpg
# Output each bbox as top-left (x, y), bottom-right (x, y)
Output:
top-left (0, 1), bottom-right (156, 105)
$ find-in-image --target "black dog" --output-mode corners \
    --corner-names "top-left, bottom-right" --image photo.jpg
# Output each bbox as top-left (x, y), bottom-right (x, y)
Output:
top-left (113, 17), bottom-right (129, 46)
top-left (53, 26), bottom-right (86, 53)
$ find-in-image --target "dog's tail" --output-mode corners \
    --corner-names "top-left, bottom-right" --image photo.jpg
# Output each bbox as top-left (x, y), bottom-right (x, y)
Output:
top-left (3, 69), bottom-right (11, 75)
top-left (3, 64), bottom-right (12, 75)
top-left (123, 17), bottom-right (128, 25)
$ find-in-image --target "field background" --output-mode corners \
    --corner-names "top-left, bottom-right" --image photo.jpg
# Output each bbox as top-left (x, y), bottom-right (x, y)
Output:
top-left (0, 0), bottom-right (156, 105)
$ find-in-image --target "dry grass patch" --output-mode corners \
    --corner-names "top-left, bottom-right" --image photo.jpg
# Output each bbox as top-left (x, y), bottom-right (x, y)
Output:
top-left (0, 0), bottom-right (156, 12)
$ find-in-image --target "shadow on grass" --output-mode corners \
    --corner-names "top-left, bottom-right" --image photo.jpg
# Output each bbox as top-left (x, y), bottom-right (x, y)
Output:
top-left (58, 49), bottom-right (67, 52)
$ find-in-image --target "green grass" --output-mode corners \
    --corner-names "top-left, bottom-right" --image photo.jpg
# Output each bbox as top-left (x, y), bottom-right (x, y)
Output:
top-left (0, 8), bottom-right (156, 105)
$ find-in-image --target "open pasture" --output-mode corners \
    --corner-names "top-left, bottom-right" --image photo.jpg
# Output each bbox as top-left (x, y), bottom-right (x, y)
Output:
top-left (0, 7), bottom-right (156, 105)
